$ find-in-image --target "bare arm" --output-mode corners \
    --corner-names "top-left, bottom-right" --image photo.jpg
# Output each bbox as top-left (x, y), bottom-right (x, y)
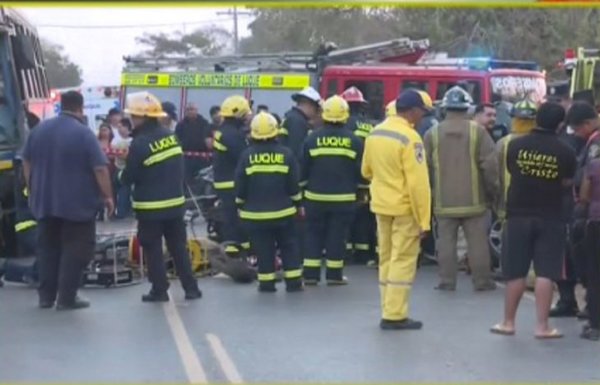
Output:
top-left (23, 160), bottom-right (31, 190)
top-left (95, 166), bottom-right (114, 217)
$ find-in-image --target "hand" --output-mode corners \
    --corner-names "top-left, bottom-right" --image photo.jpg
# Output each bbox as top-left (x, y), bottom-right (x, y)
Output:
top-left (104, 198), bottom-right (115, 218)
top-left (297, 206), bottom-right (306, 219)
top-left (419, 230), bottom-right (430, 240)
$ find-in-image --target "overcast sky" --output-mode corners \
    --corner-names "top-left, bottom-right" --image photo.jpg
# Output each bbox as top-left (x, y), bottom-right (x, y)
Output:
top-left (17, 7), bottom-right (254, 86)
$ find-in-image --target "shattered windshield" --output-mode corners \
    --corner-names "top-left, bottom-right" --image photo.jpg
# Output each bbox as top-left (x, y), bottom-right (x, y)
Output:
top-left (490, 75), bottom-right (546, 104)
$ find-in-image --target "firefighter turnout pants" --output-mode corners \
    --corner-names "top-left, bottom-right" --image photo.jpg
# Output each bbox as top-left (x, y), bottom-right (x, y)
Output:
top-left (436, 214), bottom-right (492, 288)
top-left (217, 189), bottom-right (249, 256)
top-left (348, 204), bottom-right (377, 264)
top-left (303, 204), bottom-right (354, 282)
top-left (244, 218), bottom-right (302, 290)
top-left (376, 214), bottom-right (420, 321)
top-left (137, 218), bottom-right (198, 294)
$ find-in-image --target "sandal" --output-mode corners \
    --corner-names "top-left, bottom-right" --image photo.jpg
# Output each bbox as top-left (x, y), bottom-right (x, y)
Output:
top-left (490, 323), bottom-right (515, 336)
top-left (535, 328), bottom-right (563, 339)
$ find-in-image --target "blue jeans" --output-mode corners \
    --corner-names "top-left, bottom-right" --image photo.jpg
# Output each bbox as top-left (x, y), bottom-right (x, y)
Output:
top-left (114, 173), bottom-right (132, 218)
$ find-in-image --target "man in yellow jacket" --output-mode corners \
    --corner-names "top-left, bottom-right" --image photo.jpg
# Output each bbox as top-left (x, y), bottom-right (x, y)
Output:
top-left (362, 89), bottom-right (432, 330)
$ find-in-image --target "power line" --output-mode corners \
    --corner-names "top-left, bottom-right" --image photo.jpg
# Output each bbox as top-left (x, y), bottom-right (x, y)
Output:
top-left (36, 18), bottom-right (233, 29)
top-left (216, 7), bottom-right (252, 54)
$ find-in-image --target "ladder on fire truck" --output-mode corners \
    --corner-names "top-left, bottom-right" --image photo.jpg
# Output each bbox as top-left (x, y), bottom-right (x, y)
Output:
top-left (564, 47), bottom-right (600, 102)
top-left (122, 37), bottom-right (430, 74)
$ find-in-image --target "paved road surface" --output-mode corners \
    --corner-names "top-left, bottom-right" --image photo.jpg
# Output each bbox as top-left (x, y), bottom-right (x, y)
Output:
top-left (1, 261), bottom-right (598, 383)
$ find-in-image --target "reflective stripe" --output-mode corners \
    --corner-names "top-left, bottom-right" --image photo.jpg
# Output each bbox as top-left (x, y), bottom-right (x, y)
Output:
top-left (225, 245), bottom-right (239, 253)
top-left (386, 280), bottom-right (412, 287)
top-left (326, 260), bottom-right (344, 269)
top-left (278, 128), bottom-right (289, 136)
top-left (358, 183), bottom-right (369, 189)
top-left (258, 273), bottom-right (276, 281)
top-left (303, 259), bottom-right (321, 268)
top-left (235, 197), bottom-right (245, 204)
top-left (143, 146), bottom-right (183, 166)
top-left (290, 193), bottom-right (302, 202)
top-left (214, 181), bottom-right (235, 190)
top-left (239, 207), bottom-right (297, 220)
top-left (305, 190), bottom-right (356, 202)
top-left (299, 180), bottom-right (308, 187)
top-left (354, 243), bottom-right (370, 251)
top-left (309, 148), bottom-right (356, 159)
top-left (132, 196), bottom-right (185, 210)
top-left (369, 129), bottom-right (409, 145)
top-left (283, 269), bottom-right (302, 279)
top-left (15, 220), bottom-right (36, 232)
top-left (241, 242), bottom-right (251, 250)
top-left (346, 243), bottom-right (353, 250)
top-left (213, 141), bottom-right (227, 152)
top-left (469, 122), bottom-right (479, 207)
top-left (355, 130), bottom-right (369, 138)
top-left (245, 165), bottom-right (289, 175)
top-left (23, 187), bottom-right (28, 197)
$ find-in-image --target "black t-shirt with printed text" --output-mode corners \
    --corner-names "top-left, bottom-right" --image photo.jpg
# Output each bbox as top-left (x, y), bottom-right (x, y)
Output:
top-left (506, 128), bottom-right (577, 220)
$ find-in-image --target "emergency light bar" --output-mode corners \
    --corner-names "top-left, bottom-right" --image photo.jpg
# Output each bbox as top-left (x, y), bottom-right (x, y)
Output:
top-left (466, 58), bottom-right (540, 71)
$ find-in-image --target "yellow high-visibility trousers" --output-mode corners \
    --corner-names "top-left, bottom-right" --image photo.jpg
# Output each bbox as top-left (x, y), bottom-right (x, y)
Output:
top-left (376, 214), bottom-right (420, 321)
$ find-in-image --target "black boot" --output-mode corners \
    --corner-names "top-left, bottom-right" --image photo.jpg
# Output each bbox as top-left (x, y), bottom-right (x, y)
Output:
top-left (549, 301), bottom-right (579, 317)
top-left (142, 291), bottom-right (169, 302)
top-left (258, 282), bottom-right (276, 293)
top-left (56, 296), bottom-right (90, 311)
top-left (185, 289), bottom-right (203, 300)
top-left (380, 318), bottom-right (423, 330)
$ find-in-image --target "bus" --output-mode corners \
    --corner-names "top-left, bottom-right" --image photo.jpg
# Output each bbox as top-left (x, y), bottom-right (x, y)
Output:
top-left (0, 7), bottom-right (54, 257)
top-left (51, 85), bottom-right (120, 132)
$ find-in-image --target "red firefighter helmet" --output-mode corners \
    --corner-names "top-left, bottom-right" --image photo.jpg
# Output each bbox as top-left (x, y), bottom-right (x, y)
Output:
top-left (341, 86), bottom-right (367, 104)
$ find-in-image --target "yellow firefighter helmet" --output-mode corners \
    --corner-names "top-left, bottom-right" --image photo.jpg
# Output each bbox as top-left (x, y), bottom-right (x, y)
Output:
top-left (321, 95), bottom-right (350, 123)
top-left (250, 112), bottom-right (279, 140)
top-left (220, 95), bottom-right (251, 119)
top-left (123, 91), bottom-right (167, 118)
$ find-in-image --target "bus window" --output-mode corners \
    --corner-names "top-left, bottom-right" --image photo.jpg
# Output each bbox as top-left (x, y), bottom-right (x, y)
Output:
top-left (435, 80), bottom-right (482, 104)
top-left (401, 80), bottom-right (429, 93)
top-left (344, 79), bottom-right (384, 121)
top-left (325, 79), bottom-right (338, 97)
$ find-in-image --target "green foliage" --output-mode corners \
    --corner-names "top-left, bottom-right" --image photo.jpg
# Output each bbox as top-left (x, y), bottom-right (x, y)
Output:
top-left (135, 26), bottom-right (232, 56)
top-left (41, 40), bottom-right (82, 88)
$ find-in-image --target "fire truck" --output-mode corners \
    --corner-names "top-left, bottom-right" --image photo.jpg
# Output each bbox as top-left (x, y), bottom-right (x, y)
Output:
top-left (561, 47), bottom-right (600, 105)
top-left (120, 37), bottom-right (547, 121)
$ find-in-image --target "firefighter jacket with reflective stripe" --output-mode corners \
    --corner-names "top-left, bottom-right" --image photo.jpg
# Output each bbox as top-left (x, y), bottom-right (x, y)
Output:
top-left (361, 116), bottom-right (431, 230)
top-left (300, 124), bottom-right (363, 210)
top-left (213, 118), bottom-right (248, 191)
top-left (346, 114), bottom-right (374, 141)
top-left (423, 113), bottom-right (499, 218)
top-left (234, 141), bottom-right (301, 221)
top-left (13, 162), bottom-right (37, 233)
top-left (279, 107), bottom-right (311, 162)
top-left (120, 120), bottom-right (185, 220)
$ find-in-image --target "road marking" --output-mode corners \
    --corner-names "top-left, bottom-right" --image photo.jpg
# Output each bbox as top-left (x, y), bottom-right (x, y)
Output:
top-left (206, 333), bottom-right (244, 384)
top-left (163, 292), bottom-right (208, 384)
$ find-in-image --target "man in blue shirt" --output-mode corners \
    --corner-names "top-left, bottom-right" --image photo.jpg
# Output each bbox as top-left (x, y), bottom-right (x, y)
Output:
top-left (23, 91), bottom-right (114, 310)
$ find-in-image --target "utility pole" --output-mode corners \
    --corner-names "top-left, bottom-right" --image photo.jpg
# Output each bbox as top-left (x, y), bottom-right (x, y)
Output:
top-left (216, 6), bottom-right (252, 54)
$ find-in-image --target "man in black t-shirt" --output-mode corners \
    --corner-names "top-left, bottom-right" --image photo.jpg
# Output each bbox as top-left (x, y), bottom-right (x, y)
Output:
top-left (491, 102), bottom-right (576, 339)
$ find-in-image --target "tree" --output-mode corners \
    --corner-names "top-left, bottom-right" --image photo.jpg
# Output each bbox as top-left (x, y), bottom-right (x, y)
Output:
top-left (135, 26), bottom-right (232, 56)
top-left (239, 8), bottom-right (600, 77)
top-left (41, 40), bottom-right (83, 88)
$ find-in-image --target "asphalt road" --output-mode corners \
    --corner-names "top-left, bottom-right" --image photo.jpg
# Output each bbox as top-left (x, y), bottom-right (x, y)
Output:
top-left (1, 261), bottom-right (599, 383)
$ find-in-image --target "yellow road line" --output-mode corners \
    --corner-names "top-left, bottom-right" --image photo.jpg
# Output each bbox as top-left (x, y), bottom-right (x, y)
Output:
top-left (162, 292), bottom-right (208, 384)
top-left (206, 333), bottom-right (244, 384)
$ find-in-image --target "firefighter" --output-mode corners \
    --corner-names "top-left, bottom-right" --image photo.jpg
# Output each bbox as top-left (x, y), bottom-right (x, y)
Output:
top-left (496, 99), bottom-right (538, 222)
top-left (341, 86), bottom-right (377, 265)
top-left (423, 86), bottom-right (499, 292)
top-left (301, 95), bottom-right (363, 285)
top-left (213, 95), bottom-right (252, 257)
top-left (234, 112), bottom-right (303, 293)
top-left (362, 89), bottom-right (432, 330)
top-left (279, 86), bottom-right (322, 161)
top-left (120, 91), bottom-right (202, 302)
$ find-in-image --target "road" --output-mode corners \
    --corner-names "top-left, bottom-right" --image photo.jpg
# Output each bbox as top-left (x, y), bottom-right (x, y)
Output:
top-left (1, 220), bottom-right (599, 383)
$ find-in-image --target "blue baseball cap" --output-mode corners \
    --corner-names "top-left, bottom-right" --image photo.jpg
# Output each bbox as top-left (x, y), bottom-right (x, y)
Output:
top-left (161, 102), bottom-right (177, 121)
top-left (396, 89), bottom-right (434, 112)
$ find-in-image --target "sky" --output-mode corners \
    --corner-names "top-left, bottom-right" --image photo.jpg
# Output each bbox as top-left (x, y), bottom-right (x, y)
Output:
top-left (17, 7), bottom-right (254, 86)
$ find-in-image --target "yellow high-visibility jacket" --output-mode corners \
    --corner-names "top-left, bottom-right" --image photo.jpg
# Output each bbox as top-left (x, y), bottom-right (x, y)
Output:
top-left (361, 116), bottom-right (431, 231)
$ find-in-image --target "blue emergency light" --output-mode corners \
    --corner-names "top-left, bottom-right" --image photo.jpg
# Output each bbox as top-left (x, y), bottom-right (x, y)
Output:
top-left (466, 57), bottom-right (540, 71)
